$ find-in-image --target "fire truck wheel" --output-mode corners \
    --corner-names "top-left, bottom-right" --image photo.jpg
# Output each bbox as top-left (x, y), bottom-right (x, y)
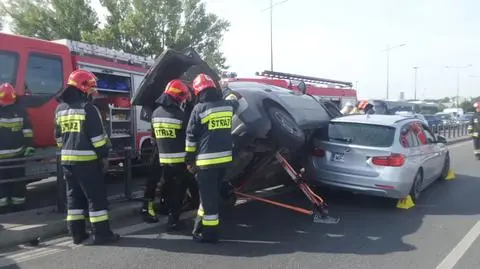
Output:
top-left (266, 105), bottom-right (306, 151)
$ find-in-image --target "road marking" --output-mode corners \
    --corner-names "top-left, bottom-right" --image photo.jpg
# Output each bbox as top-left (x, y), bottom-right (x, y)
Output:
top-left (0, 184), bottom-right (295, 267)
top-left (448, 140), bottom-right (470, 149)
top-left (436, 220), bottom-right (480, 269)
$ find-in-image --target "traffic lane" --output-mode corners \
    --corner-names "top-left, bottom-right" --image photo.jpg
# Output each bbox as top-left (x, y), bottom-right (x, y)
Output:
top-left (450, 234), bottom-right (480, 269)
top-left (449, 139), bottom-right (477, 176)
top-left (2, 141), bottom-right (479, 269)
top-left (4, 170), bottom-right (480, 267)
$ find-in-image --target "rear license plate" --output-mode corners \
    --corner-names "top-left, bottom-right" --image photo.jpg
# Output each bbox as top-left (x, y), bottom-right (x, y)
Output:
top-left (332, 152), bottom-right (344, 162)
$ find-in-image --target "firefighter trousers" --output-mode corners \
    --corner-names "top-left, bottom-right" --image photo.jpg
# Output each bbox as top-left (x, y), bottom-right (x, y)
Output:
top-left (162, 164), bottom-right (188, 217)
top-left (193, 167), bottom-right (226, 237)
top-left (0, 161), bottom-right (27, 213)
top-left (143, 152), bottom-right (163, 201)
top-left (63, 162), bottom-right (114, 238)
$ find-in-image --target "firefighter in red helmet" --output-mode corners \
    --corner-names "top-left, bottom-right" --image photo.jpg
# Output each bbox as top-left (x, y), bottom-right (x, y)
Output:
top-left (54, 70), bottom-right (119, 245)
top-left (141, 79), bottom-right (192, 230)
top-left (185, 73), bottom-right (241, 243)
top-left (0, 83), bottom-right (34, 214)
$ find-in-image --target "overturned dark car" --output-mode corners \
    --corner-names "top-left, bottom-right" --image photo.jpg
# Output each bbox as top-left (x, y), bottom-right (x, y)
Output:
top-left (131, 48), bottom-right (343, 220)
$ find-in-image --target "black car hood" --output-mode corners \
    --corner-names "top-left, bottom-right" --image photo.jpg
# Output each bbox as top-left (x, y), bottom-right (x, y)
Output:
top-left (131, 48), bottom-right (220, 112)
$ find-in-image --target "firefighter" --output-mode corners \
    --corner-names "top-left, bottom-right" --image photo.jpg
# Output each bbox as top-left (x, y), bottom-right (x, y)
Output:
top-left (468, 102), bottom-right (480, 159)
top-left (55, 70), bottom-right (119, 245)
top-left (0, 83), bottom-right (34, 214)
top-left (146, 79), bottom-right (192, 230)
top-left (185, 73), bottom-right (240, 243)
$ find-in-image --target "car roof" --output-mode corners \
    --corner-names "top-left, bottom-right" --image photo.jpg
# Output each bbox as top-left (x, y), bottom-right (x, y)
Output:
top-left (331, 114), bottom-right (414, 127)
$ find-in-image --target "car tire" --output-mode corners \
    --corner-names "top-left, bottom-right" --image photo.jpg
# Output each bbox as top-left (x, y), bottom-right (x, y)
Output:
top-left (438, 153), bottom-right (450, 181)
top-left (409, 170), bottom-right (424, 204)
top-left (266, 105), bottom-right (306, 151)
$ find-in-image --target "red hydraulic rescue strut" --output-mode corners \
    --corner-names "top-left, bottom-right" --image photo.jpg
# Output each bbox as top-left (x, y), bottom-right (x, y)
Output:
top-left (234, 151), bottom-right (340, 224)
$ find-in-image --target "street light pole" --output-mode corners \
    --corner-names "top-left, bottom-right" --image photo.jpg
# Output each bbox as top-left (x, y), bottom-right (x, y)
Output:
top-left (383, 43), bottom-right (406, 99)
top-left (262, 0), bottom-right (289, 72)
top-left (269, 0), bottom-right (273, 71)
top-left (413, 66), bottom-right (418, 100)
top-left (445, 64), bottom-right (472, 107)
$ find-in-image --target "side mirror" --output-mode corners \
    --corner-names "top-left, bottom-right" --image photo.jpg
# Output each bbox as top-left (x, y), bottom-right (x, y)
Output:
top-left (436, 135), bottom-right (447, 144)
top-left (297, 81), bottom-right (307, 94)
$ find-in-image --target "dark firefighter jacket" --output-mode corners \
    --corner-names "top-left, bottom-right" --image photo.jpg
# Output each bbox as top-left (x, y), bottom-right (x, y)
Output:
top-left (54, 88), bottom-right (110, 165)
top-left (468, 111), bottom-right (480, 138)
top-left (0, 104), bottom-right (33, 159)
top-left (185, 88), bottom-right (239, 169)
top-left (151, 93), bottom-right (189, 165)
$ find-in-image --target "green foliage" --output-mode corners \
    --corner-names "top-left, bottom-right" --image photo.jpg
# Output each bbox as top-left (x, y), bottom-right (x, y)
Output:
top-left (2, 0), bottom-right (230, 71)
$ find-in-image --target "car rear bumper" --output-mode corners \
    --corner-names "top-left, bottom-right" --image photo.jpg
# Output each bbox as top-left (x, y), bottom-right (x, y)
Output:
top-left (308, 167), bottom-right (412, 199)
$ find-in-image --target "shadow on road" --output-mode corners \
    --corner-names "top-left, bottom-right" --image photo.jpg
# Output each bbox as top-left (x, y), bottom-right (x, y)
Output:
top-left (111, 172), bottom-right (480, 258)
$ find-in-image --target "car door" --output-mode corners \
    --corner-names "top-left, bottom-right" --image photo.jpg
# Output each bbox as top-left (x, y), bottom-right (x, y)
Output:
top-left (410, 121), bottom-right (437, 183)
top-left (421, 123), bottom-right (447, 181)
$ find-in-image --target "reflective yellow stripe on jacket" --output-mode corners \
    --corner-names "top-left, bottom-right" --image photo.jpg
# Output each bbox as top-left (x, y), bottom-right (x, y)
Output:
top-left (60, 149), bottom-right (98, 162)
top-left (196, 150), bottom-right (232, 167)
top-left (0, 117), bottom-right (23, 129)
top-left (152, 117), bottom-right (182, 139)
top-left (159, 152), bottom-right (186, 164)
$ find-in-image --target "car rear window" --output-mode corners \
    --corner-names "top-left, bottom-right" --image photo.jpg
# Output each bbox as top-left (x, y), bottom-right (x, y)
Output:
top-left (328, 122), bottom-right (396, 147)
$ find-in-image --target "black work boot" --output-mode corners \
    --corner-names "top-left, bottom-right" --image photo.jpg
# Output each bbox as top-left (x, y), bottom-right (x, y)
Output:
top-left (69, 221), bottom-right (90, 245)
top-left (89, 222), bottom-right (120, 245)
top-left (166, 213), bottom-right (182, 232)
top-left (141, 200), bottom-right (159, 223)
top-left (193, 226), bottom-right (219, 244)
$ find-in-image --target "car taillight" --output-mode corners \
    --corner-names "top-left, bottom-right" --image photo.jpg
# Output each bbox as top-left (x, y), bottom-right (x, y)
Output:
top-left (371, 153), bottom-right (405, 167)
top-left (312, 148), bottom-right (325, 157)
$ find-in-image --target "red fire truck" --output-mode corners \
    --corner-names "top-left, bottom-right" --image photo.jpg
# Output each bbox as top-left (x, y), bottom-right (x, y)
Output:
top-left (0, 32), bottom-right (155, 181)
top-left (225, 70), bottom-right (358, 107)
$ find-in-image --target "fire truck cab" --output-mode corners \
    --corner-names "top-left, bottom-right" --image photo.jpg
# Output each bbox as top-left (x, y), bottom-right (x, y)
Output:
top-left (0, 32), bottom-right (154, 181)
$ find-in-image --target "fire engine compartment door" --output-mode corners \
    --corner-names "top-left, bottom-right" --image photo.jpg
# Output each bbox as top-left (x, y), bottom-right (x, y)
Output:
top-left (77, 63), bottom-right (134, 94)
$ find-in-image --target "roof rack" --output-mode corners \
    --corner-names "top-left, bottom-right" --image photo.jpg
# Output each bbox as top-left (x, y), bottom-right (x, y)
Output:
top-left (51, 39), bottom-right (155, 68)
top-left (255, 70), bottom-right (353, 88)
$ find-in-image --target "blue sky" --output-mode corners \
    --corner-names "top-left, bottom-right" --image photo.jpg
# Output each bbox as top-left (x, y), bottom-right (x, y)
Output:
top-left (202, 0), bottom-right (480, 100)
top-left (5, 0), bottom-right (480, 100)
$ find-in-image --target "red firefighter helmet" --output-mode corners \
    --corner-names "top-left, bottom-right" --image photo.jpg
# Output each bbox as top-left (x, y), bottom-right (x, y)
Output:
top-left (192, 74), bottom-right (216, 96)
top-left (164, 79), bottom-right (191, 103)
top-left (0, 83), bottom-right (17, 106)
top-left (66, 70), bottom-right (98, 94)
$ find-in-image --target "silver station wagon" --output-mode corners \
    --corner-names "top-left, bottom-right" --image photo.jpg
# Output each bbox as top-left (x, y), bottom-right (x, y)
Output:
top-left (308, 114), bottom-right (451, 202)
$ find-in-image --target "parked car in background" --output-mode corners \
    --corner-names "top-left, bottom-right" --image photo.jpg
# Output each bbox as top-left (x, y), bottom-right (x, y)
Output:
top-left (435, 112), bottom-right (456, 126)
top-left (395, 111), bottom-right (429, 126)
top-left (423, 114), bottom-right (443, 128)
top-left (307, 114), bottom-right (450, 203)
top-left (458, 112), bottom-right (473, 123)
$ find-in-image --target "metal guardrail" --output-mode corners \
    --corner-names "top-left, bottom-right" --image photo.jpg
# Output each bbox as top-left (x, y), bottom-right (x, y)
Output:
top-left (430, 122), bottom-right (471, 139)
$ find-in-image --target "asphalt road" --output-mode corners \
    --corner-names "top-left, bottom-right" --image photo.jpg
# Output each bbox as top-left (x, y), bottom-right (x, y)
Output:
top-left (1, 140), bottom-right (479, 269)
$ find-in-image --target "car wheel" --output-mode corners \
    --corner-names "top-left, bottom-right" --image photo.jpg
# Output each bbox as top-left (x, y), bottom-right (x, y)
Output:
top-left (438, 153), bottom-right (450, 181)
top-left (409, 170), bottom-right (423, 203)
top-left (266, 105), bottom-right (306, 151)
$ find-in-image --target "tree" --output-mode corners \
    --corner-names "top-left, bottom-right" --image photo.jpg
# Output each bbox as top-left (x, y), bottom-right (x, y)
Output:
top-left (3, 0), bottom-right (230, 72)
top-left (1, 0), bottom-right (99, 41)
top-left (84, 0), bottom-right (230, 71)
